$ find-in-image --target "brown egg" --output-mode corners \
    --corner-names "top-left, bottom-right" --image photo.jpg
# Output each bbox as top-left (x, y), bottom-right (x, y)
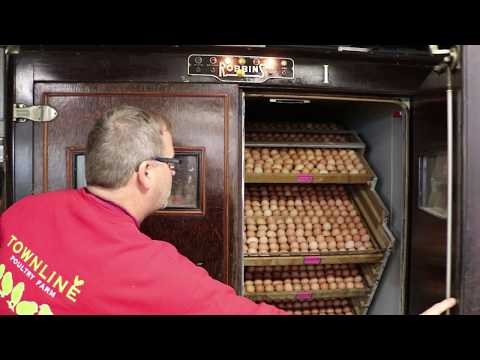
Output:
top-left (361, 234), bottom-right (370, 242)
top-left (277, 236), bottom-right (288, 244)
top-left (263, 284), bottom-right (274, 292)
top-left (299, 243), bottom-right (309, 252)
top-left (259, 236), bottom-right (269, 244)
top-left (279, 243), bottom-right (290, 252)
top-left (302, 283), bottom-right (311, 291)
top-left (258, 244), bottom-right (269, 253)
top-left (270, 243), bottom-right (279, 252)
top-left (255, 285), bottom-right (265, 292)
top-left (266, 230), bottom-right (277, 238)
top-left (290, 242), bottom-right (300, 250)
top-left (293, 283), bottom-right (303, 291)
top-left (327, 241), bottom-right (337, 250)
top-left (295, 229), bottom-right (305, 237)
top-left (308, 241), bottom-right (319, 251)
top-left (317, 241), bottom-right (328, 251)
top-left (296, 236), bottom-right (307, 244)
top-left (285, 228), bottom-right (296, 237)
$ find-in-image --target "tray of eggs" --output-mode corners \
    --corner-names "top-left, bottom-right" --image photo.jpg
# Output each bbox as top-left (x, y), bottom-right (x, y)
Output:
top-left (245, 131), bottom-right (365, 150)
top-left (244, 147), bottom-right (375, 184)
top-left (243, 184), bottom-right (380, 257)
top-left (246, 121), bottom-right (343, 133)
top-left (243, 264), bottom-right (370, 302)
top-left (257, 298), bottom-right (359, 315)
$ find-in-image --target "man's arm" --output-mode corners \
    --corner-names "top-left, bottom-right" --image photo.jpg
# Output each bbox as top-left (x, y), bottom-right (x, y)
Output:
top-left (420, 298), bottom-right (457, 315)
top-left (127, 241), bottom-right (287, 315)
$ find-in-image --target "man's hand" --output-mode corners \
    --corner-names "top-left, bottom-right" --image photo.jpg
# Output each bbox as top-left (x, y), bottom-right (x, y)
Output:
top-left (420, 298), bottom-right (457, 315)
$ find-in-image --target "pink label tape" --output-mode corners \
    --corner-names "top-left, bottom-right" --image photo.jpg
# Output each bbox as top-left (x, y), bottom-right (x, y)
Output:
top-left (304, 256), bottom-right (321, 265)
top-left (297, 174), bottom-right (313, 183)
top-left (296, 292), bottom-right (313, 301)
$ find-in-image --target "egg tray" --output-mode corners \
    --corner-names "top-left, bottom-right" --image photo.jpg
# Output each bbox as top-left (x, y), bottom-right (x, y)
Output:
top-left (256, 297), bottom-right (360, 315)
top-left (243, 184), bottom-right (392, 263)
top-left (246, 288), bottom-right (369, 302)
top-left (245, 150), bottom-right (376, 185)
top-left (245, 121), bottom-right (344, 133)
top-left (243, 253), bottom-right (384, 267)
top-left (243, 263), bottom-right (375, 303)
top-left (245, 131), bottom-right (366, 151)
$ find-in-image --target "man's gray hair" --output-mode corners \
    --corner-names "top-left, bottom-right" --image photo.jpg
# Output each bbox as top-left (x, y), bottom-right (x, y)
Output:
top-left (86, 105), bottom-right (172, 189)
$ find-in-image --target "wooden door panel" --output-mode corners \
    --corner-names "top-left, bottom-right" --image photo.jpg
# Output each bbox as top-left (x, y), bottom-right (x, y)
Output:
top-left (30, 83), bottom-right (240, 285)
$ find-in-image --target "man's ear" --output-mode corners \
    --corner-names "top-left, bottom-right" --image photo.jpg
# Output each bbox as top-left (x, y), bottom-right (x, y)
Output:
top-left (136, 161), bottom-right (153, 191)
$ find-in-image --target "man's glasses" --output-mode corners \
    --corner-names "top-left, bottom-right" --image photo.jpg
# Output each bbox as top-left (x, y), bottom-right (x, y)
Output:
top-left (150, 157), bottom-right (181, 171)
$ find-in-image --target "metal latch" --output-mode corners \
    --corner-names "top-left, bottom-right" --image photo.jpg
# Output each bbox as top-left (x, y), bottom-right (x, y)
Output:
top-left (338, 46), bottom-right (371, 53)
top-left (13, 104), bottom-right (58, 123)
top-left (269, 98), bottom-right (311, 104)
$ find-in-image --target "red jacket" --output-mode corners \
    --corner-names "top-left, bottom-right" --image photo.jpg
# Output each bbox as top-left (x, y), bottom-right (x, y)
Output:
top-left (0, 188), bottom-right (286, 315)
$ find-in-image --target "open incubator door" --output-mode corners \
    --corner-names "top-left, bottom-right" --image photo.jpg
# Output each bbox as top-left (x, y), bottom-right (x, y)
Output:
top-left (408, 46), bottom-right (461, 314)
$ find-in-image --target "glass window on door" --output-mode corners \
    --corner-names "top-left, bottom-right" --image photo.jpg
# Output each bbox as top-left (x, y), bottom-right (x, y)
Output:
top-left (418, 151), bottom-right (447, 219)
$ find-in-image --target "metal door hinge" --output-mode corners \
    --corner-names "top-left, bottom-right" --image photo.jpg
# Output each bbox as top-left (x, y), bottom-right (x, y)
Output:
top-left (429, 45), bottom-right (460, 73)
top-left (13, 104), bottom-right (58, 123)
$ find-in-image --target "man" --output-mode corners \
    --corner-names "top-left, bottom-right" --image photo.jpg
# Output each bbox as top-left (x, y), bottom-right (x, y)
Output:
top-left (0, 106), bottom-right (455, 315)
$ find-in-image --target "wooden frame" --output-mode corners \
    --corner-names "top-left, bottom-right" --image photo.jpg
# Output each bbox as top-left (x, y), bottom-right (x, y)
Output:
top-left (155, 146), bottom-right (206, 216)
top-left (66, 146), bottom-right (206, 218)
top-left (66, 145), bottom-right (86, 189)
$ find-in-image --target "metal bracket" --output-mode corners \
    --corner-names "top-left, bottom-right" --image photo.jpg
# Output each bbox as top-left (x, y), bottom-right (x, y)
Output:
top-left (430, 45), bottom-right (460, 73)
top-left (5, 45), bottom-right (20, 55)
top-left (13, 104), bottom-right (58, 123)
